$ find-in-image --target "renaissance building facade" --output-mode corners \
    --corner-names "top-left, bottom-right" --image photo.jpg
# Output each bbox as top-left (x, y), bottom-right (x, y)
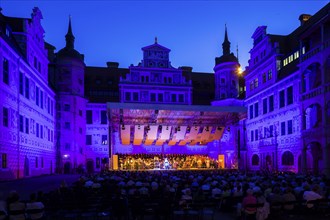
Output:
top-left (244, 5), bottom-right (330, 175)
top-left (0, 3), bottom-right (329, 179)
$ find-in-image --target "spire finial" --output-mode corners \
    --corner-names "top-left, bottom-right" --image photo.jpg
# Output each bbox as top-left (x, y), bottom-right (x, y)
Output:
top-left (155, 36), bottom-right (158, 44)
top-left (236, 44), bottom-right (239, 62)
top-left (222, 24), bottom-right (231, 55)
top-left (65, 15), bottom-right (75, 49)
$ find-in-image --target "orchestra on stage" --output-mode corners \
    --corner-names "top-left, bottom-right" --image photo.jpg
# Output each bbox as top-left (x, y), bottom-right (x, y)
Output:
top-left (117, 153), bottom-right (219, 170)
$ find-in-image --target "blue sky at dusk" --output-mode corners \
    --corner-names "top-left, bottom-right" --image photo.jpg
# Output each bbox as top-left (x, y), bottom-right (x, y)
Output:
top-left (2, 0), bottom-right (329, 72)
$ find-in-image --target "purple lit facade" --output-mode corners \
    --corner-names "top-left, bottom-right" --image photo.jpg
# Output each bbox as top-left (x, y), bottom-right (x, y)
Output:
top-left (1, 4), bottom-right (330, 179)
top-left (244, 10), bottom-right (330, 175)
top-left (119, 40), bottom-right (192, 105)
top-left (0, 8), bottom-right (56, 179)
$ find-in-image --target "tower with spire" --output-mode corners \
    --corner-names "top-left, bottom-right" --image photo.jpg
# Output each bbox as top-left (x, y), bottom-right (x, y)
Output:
top-left (54, 17), bottom-right (87, 174)
top-left (213, 25), bottom-right (240, 101)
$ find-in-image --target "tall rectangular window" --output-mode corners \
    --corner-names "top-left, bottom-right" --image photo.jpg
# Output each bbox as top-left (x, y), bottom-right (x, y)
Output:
top-left (19, 115), bottom-right (24, 132)
top-left (2, 154), bottom-right (7, 168)
top-left (47, 98), bottom-right (50, 114)
top-left (102, 135), bottom-right (107, 145)
top-left (150, 93), bottom-right (156, 102)
top-left (264, 127), bottom-right (268, 138)
top-left (287, 86), bottom-right (293, 105)
top-left (25, 77), bottom-right (29, 99)
top-left (254, 78), bottom-right (259, 88)
top-left (281, 122), bottom-right (286, 136)
top-left (250, 81), bottom-right (254, 91)
top-left (255, 129), bottom-right (258, 140)
top-left (48, 128), bottom-right (50, 141)
top-left (279, 90), bottom-right (285, 108)
top-left (158, 93), bottom-right (163, 102)
top-left (133, 92), bottom-right (138, 101)
top-left (3, 58), bottom-right (9, 85)
top-left (263, 98), bottom-right (267, 114)
top-left (40, 125), bottom-right (43, 138)
top-left (254, 103), bottom-right (259, 117)
top-left (249, 105), bottom-right (253, 119)
top-left (3, 107), bottom-right (8, 127)
top-left (40, 90), bottom-right (43, 109)
top-left (288, 120), bottom-right (293, 134)
top-left (251, 130), bottom-right (254, 142)
top-left (86, 135), bottom-right (92, 145)
top-left (101, 110), bottom-right (107, 124)
top-left (125, 92), bottom-right (131, 101)
top-left (36, 123), bottom-right (39, 138)
top-left (34, 57), bottom-right (38, 69)
top-left (269, 95), bottom-right (274, 112)
top-left (51, 100), bottom-right (54, 116)
top-left (86, 110), bottom-right (92, 124)
top-left (36, 86), bottom-right (39, 106)
top-left (269, 125), bottom-right (273, 137)
top-left (19, 72), bottom-right (24, 95)
top-left (179, 94), bottom-right (184, 103)
top-left (262, 73), bottom-right (266, 83)
top-left (171, 94), bottom-right (176, 102)
top-left (268, 69), bottom-right (272, 80)
top-left (51, 130), bottom-right (53, 142)
top-left (35, 157), bottom-right (38, 168)
top-left (25, 118), bottom-right (29, 134)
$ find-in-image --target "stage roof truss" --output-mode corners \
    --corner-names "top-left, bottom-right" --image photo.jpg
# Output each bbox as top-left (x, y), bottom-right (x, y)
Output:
top-left (107, 102), bottom-right (246, 146)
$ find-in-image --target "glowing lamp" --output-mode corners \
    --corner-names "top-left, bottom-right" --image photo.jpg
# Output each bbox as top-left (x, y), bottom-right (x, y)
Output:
top-left (63, 154), bottom-right (70, 159)
top-left (237, 67), bottom-right (243, 75)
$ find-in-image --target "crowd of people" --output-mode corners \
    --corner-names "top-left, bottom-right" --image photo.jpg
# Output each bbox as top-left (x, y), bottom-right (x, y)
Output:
top-left (0, 191), bottom-right (44, 220)
top-left (117, 153), bottom-right (219, 170)
top-left (1, 169), bottom-right (330, 219)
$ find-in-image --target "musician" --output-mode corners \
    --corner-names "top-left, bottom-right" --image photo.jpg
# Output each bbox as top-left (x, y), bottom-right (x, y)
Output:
top-left (164, 158), bottom-right (170, 169)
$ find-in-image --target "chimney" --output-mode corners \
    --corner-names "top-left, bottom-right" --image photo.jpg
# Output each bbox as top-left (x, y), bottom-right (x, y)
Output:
top-left (299, 14), bottom-right (311, 26)
top-left (106, 62), bottom-right (119, 68)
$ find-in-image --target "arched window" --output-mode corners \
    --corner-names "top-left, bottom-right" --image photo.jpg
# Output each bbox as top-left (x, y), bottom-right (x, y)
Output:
top-left (282, 151), bottom-right (294, 166)
top-left (252, 154), bottom-right (259, 166)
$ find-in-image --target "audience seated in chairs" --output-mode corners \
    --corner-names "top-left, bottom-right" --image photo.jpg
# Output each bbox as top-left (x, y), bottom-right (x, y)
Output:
top-left (7, 191), bottom-right (25, 220)
top-left (26, 193), bottom-right (44, 220)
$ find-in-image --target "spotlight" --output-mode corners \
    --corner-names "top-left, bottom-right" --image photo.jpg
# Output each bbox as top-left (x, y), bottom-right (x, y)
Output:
top-left (121, 124), bottom-right (125, 130)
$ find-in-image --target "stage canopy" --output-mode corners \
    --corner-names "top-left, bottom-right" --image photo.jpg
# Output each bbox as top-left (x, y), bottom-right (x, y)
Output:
top-left (107, 102), bottom-right (246, 147)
